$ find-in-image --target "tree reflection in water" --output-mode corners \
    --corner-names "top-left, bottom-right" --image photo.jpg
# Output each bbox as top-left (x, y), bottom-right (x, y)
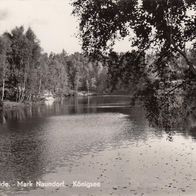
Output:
top-left (131, 80), bottom-right (196, 141)
top-left (1, 89), bottom-right (196, 142)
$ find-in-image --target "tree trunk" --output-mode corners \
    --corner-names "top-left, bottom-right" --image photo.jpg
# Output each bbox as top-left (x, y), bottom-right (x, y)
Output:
top-left (1, 78), bottom-right (5, 102)
top-left (86, 80), bottom-right (89, 95)
top-left (20, 72), bottom-right (27, 102)
top-left (74, 73), bottom-right (79, 96)
top-left (0, 100), bottom-right (3, 111)
top-left (22, 73), bottom-right (27, 102)
top-left (38, 79), bottom-right (42, 96)
top-left (75, 79), bottom-right (78, 95)
top-left (18, 85), bottom-right (22, 102)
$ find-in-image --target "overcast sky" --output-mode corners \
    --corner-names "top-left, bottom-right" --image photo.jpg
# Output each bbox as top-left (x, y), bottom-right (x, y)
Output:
top-left (0, 0), bottom-right (131, 54)
top-left (0, 0), bottom-right (82, 54)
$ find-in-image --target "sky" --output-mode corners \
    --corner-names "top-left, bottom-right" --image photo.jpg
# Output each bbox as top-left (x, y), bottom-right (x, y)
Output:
top-left (0, 0), bottom-right (131, 54)
top-left (0, 0), bottom-right (82, 54)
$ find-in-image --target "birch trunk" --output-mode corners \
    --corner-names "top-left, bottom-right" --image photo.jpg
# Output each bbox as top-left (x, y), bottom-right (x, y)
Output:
top-left (38, 79), bottom-right (42, 96)
top-left (1, 78), bottom-right (5, 102)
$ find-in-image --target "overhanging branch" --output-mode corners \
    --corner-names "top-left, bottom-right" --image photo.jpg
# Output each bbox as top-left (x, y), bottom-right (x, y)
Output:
top-left (171, 42), bottom-right (196, 76)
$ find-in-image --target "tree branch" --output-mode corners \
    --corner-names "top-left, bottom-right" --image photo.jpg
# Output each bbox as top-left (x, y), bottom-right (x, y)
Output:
top-left (171, 42), bottom-right (196, 76)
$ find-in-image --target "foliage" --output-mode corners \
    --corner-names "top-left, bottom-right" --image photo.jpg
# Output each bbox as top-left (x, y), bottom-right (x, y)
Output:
top-left (0, 35), bottom-right (11, 101)
top-left (73, 0), bottom-right (195, 64)
top-left (72, 0), bottom-right (196, 131)
top-left (0, 26), bottom-right (109, 102)
top-left (106, 50), bottom-right (146, 92)
top-left (73, 0), bottom-right (196, 85)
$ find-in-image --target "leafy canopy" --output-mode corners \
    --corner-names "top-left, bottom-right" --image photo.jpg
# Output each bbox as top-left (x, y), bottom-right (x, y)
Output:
top-left (73, 0), bottom-right (196, 73)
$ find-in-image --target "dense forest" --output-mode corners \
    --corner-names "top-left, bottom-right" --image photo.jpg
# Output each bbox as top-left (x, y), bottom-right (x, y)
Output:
top-left (0, 26), bottom-right (109, 105)
top-left (0, 24), bottom-right (195, 113)
top-left (72, 0), bottom-right (196, 130)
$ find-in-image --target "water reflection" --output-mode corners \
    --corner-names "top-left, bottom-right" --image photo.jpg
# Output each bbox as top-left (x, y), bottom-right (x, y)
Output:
top-left (0, 96), bottom-right (131, 121)
top-left (131, 82), bottom-right (196, 139)
top-left (0, 96), bottom-right (136, 188)
top-left (0, 95), bottom-right (196, 194)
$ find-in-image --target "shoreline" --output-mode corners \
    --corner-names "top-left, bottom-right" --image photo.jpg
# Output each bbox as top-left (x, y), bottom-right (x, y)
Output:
top-left (3, 101), bottom-right (34, 111)
top-left (1, 94), bottom-right (131, 112)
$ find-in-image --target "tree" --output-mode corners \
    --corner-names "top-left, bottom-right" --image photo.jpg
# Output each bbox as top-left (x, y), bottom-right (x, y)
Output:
top-left (0, 35), bottom-right (11, 102)
top-left (73, 0), bottom-right (196, 77)
top-left (24, 27), bottom-right (41, 101)
top-left (106, 51), bottom-right (146, 92)
top-left (73, 0), bottom-right (196, 132)
top-left (6, 26), bottom-right (41, 102)
top-left (47, 53), bottom-right (69, 97)
top-left (66, 53), bottom-right (83, 94)
top-left (37, 53), bottom-right (49, 97)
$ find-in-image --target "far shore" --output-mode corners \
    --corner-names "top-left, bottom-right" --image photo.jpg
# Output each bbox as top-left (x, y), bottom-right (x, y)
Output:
top-left (1, 92), bottom-right (132, 111)
top-left (3, 101), bottom-right (28, 110)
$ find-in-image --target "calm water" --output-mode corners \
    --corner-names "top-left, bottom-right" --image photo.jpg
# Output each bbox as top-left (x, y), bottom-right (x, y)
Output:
top-left (0, 95), bottom-right (196, 196)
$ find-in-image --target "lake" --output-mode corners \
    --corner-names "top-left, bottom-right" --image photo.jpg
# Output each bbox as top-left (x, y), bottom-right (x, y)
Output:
top-left (0, 95), bottom-right (196, 196)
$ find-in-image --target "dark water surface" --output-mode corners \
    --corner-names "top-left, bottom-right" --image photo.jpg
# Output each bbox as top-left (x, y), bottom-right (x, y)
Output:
top-left (0, 95), bottom-right (196, 196)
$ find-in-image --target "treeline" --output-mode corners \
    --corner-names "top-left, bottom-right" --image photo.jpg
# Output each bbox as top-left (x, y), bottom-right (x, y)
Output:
top-left (0, 26), bottom-right (108, 102)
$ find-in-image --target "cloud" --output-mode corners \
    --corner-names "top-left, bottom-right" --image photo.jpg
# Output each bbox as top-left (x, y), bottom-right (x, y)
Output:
top-left (0, 9), bottom-right (9, 21)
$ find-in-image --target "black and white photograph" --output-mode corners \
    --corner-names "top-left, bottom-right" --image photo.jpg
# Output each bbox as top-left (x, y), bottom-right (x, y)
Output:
top-left (0, 0), bottom-right (196, 195)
